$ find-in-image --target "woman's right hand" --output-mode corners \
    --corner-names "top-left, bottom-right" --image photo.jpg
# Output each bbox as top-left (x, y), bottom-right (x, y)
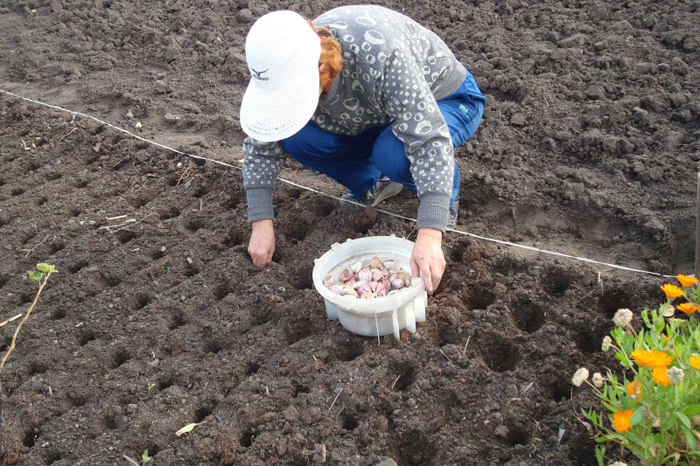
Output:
top-left (248, 219), bottom-right (275, 268)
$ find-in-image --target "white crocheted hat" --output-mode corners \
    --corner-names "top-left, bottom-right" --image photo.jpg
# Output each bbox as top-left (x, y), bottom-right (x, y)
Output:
top-left (240, 10), bottom-right (322, 142)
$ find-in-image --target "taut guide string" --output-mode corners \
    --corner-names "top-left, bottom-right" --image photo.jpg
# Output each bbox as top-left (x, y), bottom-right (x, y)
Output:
top-left (0, 88), bottom-right (677, 279)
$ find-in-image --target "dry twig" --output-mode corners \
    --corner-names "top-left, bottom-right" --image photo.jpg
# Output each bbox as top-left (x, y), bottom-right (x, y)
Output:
top-left (0, 313), bottom-right (23, 328)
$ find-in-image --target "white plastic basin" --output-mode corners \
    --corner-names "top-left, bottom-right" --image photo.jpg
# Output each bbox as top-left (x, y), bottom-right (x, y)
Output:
top-left (312, 236), bottom-right (428, 340)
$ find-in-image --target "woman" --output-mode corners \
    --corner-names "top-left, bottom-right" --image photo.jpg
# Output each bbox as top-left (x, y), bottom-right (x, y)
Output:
top-left (240, 5), bottom-right (486, 294)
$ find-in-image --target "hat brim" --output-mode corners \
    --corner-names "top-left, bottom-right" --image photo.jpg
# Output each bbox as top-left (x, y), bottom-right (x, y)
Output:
top-left (240, 67), bottom-right (320, 143)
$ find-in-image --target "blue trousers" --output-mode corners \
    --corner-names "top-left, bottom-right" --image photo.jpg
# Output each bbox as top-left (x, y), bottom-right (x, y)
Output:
top-left (280, 73), bottom-right (486, 204)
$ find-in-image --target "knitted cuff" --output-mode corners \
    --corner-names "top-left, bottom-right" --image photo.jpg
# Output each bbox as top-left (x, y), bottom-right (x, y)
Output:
top-left (416, 192), bottom-right (451, 232)
top-left (246, 187), bottom-right (274, 223)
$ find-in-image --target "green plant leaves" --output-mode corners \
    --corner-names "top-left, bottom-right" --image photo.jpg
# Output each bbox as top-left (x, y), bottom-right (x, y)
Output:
top-left (575, 278), bottom-right (700, 465)
top-left (36, 263), bottom-right (57, 274)
top-left (630, 408), bottom-right (644, 426)
top-left (683, 404), bottom-right (700, 416)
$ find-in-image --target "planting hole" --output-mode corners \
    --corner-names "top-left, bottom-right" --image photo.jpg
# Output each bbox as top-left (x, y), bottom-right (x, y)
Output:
top-left (292, 382), bottom-right (309, 398)
top-left (342, 413), bottom-right (359, 431)
top-left (506, 423), bottom-right (531, 447)
top-left (49, 242), bottom-right (65, 254)
top-left (28, 361), bottom-right (48, 376)
top-left (205, 340), bottom-right (223, 354)
top-left (45, 451), bottom-right (62, 465)
top-left (574, 321), bottom-right (613, 353)
top-left (51, 308), bottom-right (66, 320)
top-left (251, 307), bottom-right (273, 326)
top-left (547, 379), bottom-right (572, 402)
top-left (160, 206), bottom-right (181, 220)
top-left (213, 283), bottom-right (230, 300)
top-left (284, 317), bottom-right (315, 345)
top-left (464, 285), bottom-right (496, 310)
top-left (449, 242), bottom-right (467, 263)
top-left (169, 312), bottom-right (187, 330)
top-left (35, 196), bottom-right (47, 206)
top-left (112, 349), bottom-right (130, 368)
top-left (186, 218), bottom-right (204, 232)
top-left (77, 330), bottom-right (96, 346)
top-left (184, 264), bottom-right (199, 277)
top-left (11, 187), bottom-right (25, 196)
top-left (103, 413), bottom-right (119, 430)
top-left (335, 339), bottom-right (364, 362)
top-left (598, 288), bottom-right (633, 317)
top-left (115, 230), bottom-right (137, 244)
top-left (100, 274), bottom-right (121, 288)
top-left (159, 379), bottom-right (174, 391)
top-left (511, 297), bottom-right (545, 333)
top-left (223, 230), bottom-right (244, 248)
top-left (246, 362), bottom-right (260, 376)
top-left (68, 394), bottom-right (87, 407)
top-left (195, 407), bottom-right (212, 423)
top-left (23, 430), bottom-right (37, 448)
top-left (68, 260), bottom-right (89, 274)
top-left (240, 429), bottom-right (254, 447)
top-left (542, 269), bottom-right (571, 296)
top-left (18, 293), bottom-right (32, 306)
top-left (392, 365), bottom-right (416, 392)
top-left (135, 293), bottom-right (152, 309)
top-left (396, 430), bottom-right (436, 466)
top-left (193, 184), bottom-right (208, 198)
top-left (481, 336), bottom-right (521, 372)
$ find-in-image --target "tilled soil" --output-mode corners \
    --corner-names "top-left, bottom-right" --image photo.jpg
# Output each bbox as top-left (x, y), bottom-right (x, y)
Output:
top-left (0, 0), bottom-right (698, 465)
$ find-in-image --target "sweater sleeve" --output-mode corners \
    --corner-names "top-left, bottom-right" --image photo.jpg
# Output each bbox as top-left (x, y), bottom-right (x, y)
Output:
top-left (378, 48), bottom-right (454, 232)
top-left (241, 137), bottom-right (286, 223)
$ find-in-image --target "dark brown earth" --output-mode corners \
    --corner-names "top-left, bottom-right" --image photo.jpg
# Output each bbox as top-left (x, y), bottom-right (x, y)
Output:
top-left (1, 1), bottom-right (699, 465)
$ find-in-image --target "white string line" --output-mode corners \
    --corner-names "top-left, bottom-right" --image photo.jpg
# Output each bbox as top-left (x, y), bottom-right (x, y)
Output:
top-left (0, 88), bottom-right (677, 278)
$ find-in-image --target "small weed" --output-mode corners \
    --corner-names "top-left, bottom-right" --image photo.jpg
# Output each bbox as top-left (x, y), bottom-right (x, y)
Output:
top-left (0, 263), bottom-right (57, 392)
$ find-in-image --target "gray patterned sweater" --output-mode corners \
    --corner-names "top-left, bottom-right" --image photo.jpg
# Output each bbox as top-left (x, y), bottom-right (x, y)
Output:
top-left (243, 4), bottom-right (467, 231)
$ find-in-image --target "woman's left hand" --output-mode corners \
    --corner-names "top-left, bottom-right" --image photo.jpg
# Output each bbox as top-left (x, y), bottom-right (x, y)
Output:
top-left (410, 228), bottom-right (446, 294)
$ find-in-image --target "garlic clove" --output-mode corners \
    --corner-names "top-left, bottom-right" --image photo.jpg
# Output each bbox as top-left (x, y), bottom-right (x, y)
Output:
top-left (339, 268), bottom-right (354, 282)
top-left (391, 278), bottom-right (405, 290)
top-left (358, 267), bottom-right (373, 282)
top-left (353, 280), bottom-right (367, 290)
top-left (323, 274), bottom-right (336, 287)
top-left (370, 256), bottom-right (384, 269)
top-left (360, 290), bottom-right (373, 299)
top-left (351, 260), bottom-right (363, 274)
top-left (380, 277), bottom-right (391, 291)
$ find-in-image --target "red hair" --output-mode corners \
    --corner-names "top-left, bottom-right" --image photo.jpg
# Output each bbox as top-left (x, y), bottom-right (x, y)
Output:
top-left (307, 20), bottom-right (343, 92)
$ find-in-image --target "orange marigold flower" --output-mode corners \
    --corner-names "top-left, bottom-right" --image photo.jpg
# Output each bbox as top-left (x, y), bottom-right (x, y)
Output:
top-left (689, 355), bottom-right (700, 370)
top-left (677, 275), bottom-right (699, 288)
top-left (661, 284), bottom-right (684, 299)
top-left (677, 303), bottom-right (700, 315)
top-left (626, 380), bottom-right (643, 397)
top-left (631, 350), bottom-right (672, 367)
top-left (612, 410), bottom-right (634, 432)
top-left (652, 366), bottom-right (671, 386)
